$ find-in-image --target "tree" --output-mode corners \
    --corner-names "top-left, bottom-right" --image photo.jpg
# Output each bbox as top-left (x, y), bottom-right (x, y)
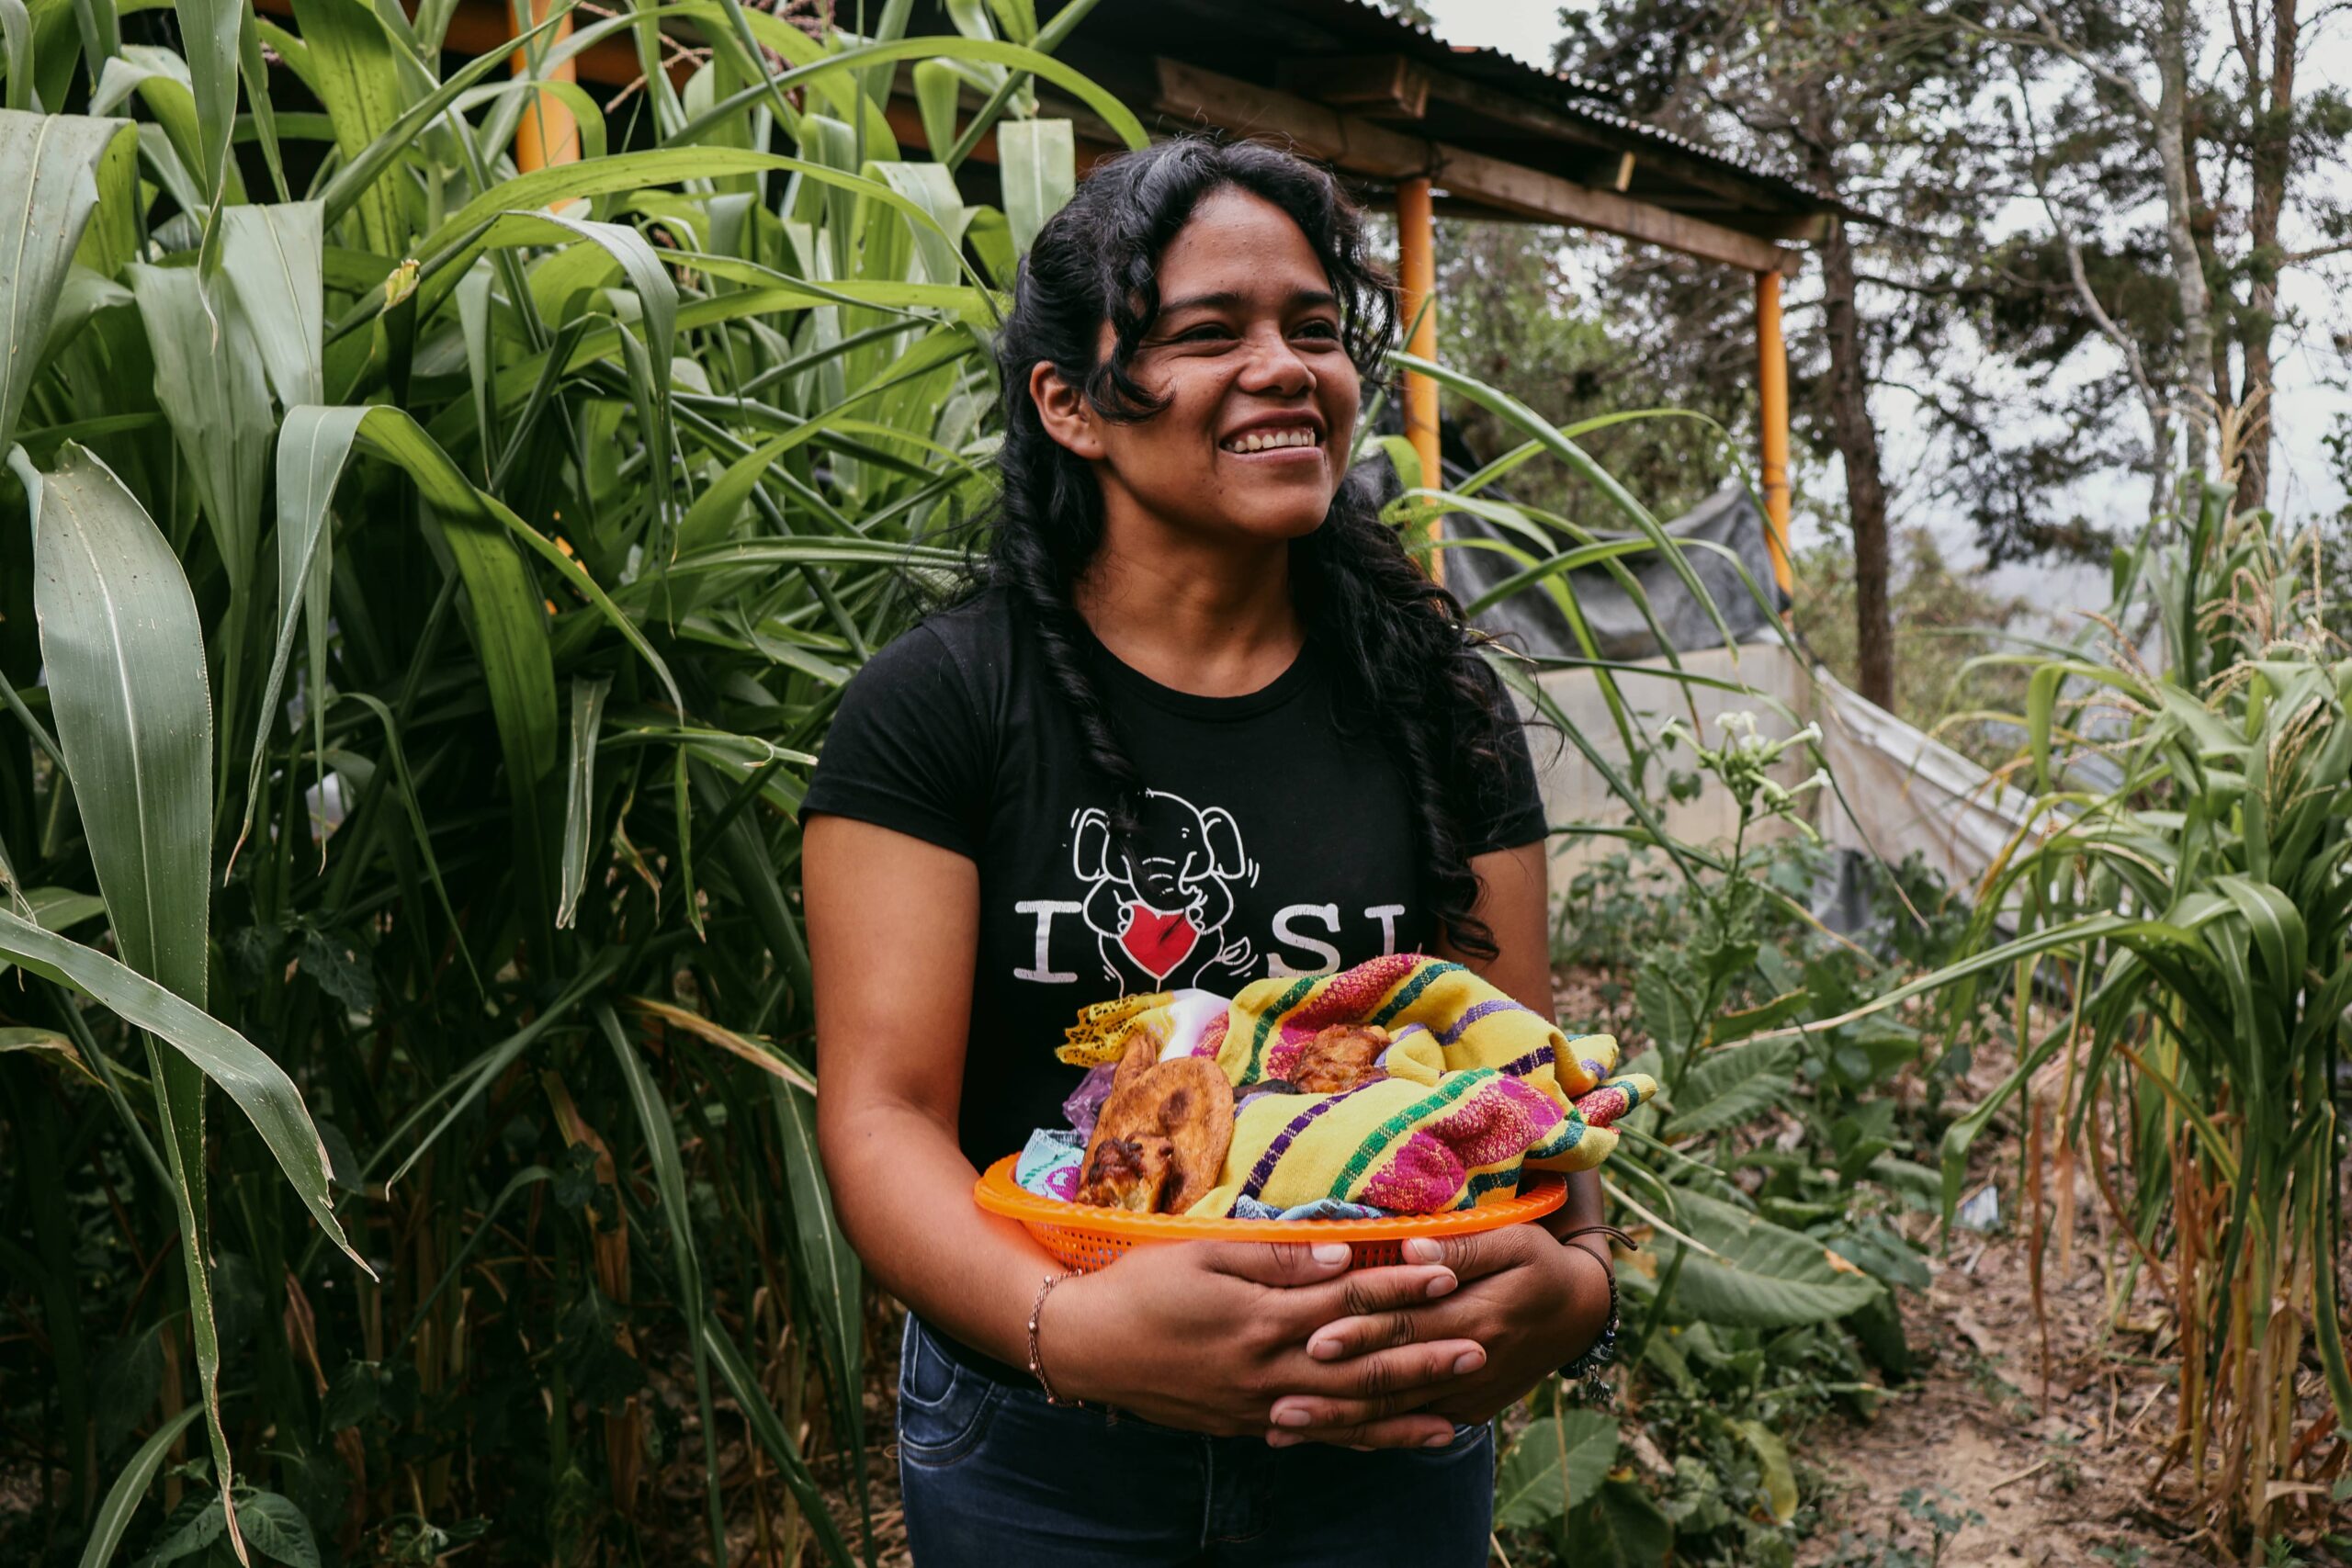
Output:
top-left (1978, 0), bottom-right (2352, 514)
top-left (1431, 219), bottom-right (1747, 524)
top-left (1560, 2), bottom-right (2005, 711)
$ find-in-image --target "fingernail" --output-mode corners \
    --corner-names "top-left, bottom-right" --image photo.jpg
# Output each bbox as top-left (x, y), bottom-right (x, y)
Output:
top-left (1274, 1405), bottom-right (1312, 1427)
top-left (1453, 1349), bottom-right (1485, 1375)
top-left (1266, 1430), bottom-right (1301, 1449)
top-left (1404, 1238), bottom-right (1441, 1263)
top-left (1423, 1429), bottom-right (1458, 1449)
top-left (1308, 1337), bottom-right (1341, 1360)
top-left (1425, 1271), bottom-right (1455, 1298)
top-left (1312, 1243), bottom-right (1351, 1265)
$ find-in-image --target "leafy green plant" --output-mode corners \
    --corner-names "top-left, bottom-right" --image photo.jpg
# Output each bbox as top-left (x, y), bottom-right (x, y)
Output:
top-left (1809, 468), bottom-right (2352, 1549)
top-left (0, 3), bottom-right (1136, 1562)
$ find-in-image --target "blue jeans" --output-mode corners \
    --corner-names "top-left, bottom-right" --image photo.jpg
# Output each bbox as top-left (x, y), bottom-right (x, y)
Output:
top-left (896, 1314), bottom-right (1497, 1566)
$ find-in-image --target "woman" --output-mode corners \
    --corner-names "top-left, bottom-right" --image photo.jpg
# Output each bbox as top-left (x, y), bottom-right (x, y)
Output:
top-left (800, 137), bottom-right (1613, 1565)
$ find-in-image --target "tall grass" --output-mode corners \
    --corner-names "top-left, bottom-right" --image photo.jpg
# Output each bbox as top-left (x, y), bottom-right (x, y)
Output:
top-left (1812, 452), bottom-right (2352, 1549)
top-left (0, 3), bottom-right (1136, 1562)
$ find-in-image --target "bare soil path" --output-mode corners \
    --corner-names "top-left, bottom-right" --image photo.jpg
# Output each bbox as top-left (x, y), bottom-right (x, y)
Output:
top-left (1798, 1190), bottom-right (2213, 1568)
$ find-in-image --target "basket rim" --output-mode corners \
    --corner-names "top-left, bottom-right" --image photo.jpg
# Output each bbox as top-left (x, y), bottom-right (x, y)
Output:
top-left (973, 1154), bottom-right (1566, 1240)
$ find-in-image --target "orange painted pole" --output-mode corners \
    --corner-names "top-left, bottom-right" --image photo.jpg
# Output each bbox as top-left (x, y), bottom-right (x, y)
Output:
top-left (512, 0), bottom-right (580, 172)
top-left (1755, 267), bottom-right (1793, 598)
top-left (1396, 175), bottom-right (1442, 585)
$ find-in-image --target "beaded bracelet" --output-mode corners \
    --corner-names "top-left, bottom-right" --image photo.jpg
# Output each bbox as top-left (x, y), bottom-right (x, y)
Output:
top-left (1025, 1272), bottom-right (1083, 1407)
top-left (1556, 1224), bottom-right (1635, 1401)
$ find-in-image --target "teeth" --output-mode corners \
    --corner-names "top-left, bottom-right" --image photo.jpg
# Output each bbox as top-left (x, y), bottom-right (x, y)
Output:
top-left (1226, 428), bottom-right (1319, 453)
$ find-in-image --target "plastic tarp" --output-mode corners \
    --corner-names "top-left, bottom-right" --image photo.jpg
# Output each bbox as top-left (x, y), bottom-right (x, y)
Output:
top-left (1810, 662), bottom-right (2039, 903)
top-left (1450, 481), bottom-right (1783, 660)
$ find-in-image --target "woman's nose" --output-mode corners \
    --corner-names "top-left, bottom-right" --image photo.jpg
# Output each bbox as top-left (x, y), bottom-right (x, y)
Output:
top-left (1236, 327), bottom-right (1315, 397)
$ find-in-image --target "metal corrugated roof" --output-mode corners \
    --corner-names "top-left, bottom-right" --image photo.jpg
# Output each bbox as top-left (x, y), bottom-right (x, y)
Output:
top-left (1311, 0), bottom-right (1838, 212)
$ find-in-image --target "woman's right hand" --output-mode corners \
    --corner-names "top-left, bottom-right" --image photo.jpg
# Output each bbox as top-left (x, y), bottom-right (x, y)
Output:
top-left (1039, 1240), bottom-right (1487, 1450)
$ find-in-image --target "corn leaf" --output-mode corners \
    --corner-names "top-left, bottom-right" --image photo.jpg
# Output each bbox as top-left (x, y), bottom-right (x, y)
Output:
top-left (125, 263), bottom-right (272, 592)
top-left (0, 111), bottom-right (130, 453)
top-left (996, 117), bottom-right (1071, 256)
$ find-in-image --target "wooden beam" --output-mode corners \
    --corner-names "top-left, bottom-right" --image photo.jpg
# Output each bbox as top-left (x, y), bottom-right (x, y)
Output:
top-left (1417, 72), bottom-right (1829, 242)
top-left (1276, 53), bottom-right (1430, 119)
top-left (1396, 175), bottom-right (1442, 584)
top-left (1155, 60), bottom-right (1800, 275)
top-left (1756, 268), bottom-right (1793, 595)
top-left (511, 0), bottom-right (580, 172)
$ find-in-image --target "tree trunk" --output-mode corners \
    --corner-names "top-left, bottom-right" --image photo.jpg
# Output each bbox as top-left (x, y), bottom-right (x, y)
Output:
top-left (2233, 0), bottom-right (2296, 514)
top-left (2154, 0), bottom-right (2218, 479)
top-left (1818, 212), bottom-right (1894, 710)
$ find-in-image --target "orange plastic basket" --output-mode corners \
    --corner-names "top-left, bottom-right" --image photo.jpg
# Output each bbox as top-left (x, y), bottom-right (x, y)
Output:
top-left (974, 1155), bottom-right (1566, 1274)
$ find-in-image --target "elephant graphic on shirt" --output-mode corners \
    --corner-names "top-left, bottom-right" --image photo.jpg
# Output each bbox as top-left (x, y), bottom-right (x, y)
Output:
top-left (1071, 789), bottom-right (1259, 991)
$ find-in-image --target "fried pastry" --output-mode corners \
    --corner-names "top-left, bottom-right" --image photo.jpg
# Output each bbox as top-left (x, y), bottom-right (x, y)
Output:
top-left (1075, 1040), bottom-right (1235, 1213)
top-left (1289, 1024), bottom-right (1391, 1094)
top-left (1074, 1134), bottom-right (1176, 1211)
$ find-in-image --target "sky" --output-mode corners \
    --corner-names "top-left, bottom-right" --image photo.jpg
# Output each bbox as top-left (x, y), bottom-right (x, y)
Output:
top-left (1405, 0), bottom-right (2352, 614)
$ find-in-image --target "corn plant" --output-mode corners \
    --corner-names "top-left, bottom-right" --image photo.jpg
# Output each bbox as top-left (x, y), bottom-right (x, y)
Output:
top-left (1815, 468), bottom-right (2352, 1550)
top-left (0, 1), bottom-right (1140, 1562)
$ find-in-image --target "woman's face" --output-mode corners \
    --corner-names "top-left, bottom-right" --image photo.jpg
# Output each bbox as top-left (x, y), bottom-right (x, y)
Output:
top-left (1031, 186), bottom-right (1363, 545)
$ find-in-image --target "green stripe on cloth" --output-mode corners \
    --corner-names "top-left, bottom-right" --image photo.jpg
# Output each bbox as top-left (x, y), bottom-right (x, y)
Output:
top-left (1368, 961), bottom-right (1464, 1028)
top-left (1326, 1070), bottom-right (1489, 1200)
top-left (1244, 975), bottom-right (1320, 1082)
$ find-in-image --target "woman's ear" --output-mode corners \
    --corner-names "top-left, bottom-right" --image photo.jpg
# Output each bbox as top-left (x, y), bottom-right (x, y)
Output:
top-left (1028, 361), bottom-right (1107, 460)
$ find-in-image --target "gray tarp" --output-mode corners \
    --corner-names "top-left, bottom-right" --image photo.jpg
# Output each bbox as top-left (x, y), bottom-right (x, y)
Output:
top-left (1445, 481), bottom-right (1784, 660)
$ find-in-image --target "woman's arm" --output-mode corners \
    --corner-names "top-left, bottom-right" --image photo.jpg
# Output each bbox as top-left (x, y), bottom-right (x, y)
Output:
top-left (1265, 840), bottom-right (1614, 1443)
top-left (805, 814), bottom-right (1484, 1441)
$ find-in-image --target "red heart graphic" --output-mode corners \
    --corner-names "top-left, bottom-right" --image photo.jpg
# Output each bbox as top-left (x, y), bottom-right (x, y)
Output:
top-left (1119, 902), bottom-right (1198, 980)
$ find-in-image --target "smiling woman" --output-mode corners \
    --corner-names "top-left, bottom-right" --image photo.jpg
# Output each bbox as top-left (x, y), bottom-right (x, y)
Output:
top-left (797, 137), bottom-right (1612, 1567)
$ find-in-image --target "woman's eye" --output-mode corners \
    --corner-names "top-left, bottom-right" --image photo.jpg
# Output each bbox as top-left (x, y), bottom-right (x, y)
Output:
top-left (1294, 319), bottom-right (1342, 341)
top-left (1175, 322), bottom-right (1234, 343)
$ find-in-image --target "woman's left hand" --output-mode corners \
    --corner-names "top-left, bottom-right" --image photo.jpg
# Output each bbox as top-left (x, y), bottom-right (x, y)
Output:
top-left (1263, 1226), bottom-right (1611, 1445)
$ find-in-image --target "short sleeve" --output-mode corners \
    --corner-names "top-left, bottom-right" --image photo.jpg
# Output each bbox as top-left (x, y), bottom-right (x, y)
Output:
top-left (797, 624), bottom-right (989, 859)
top-left (1456, 660), bottom-right (1550, 856)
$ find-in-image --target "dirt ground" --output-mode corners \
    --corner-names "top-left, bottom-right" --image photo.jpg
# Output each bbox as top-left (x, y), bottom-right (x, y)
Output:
top-left (1796, 1218), bottom-right (2217, 1568)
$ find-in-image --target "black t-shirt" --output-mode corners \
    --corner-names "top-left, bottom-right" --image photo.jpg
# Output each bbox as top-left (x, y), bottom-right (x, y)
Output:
top-left (797, 584), bottom-right (1550, 1168)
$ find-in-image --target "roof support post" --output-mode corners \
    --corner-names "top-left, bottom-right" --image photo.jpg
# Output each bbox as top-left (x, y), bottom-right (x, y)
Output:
top-left (1396, 174), bottom-right (1442, 584)
top-left (1755, 267), bottom-right (1792, 598)
top-left (512, 0), bottom-right (580, 172)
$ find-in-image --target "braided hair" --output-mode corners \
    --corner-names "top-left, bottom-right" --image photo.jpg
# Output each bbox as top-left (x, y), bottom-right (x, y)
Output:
top-left (963, 135), bottom-right (1522, 961)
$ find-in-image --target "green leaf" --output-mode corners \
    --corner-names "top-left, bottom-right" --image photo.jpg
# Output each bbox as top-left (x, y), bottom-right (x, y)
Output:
top-left (17, 446), bottom-right (233, 1545)
top-left (1733, 1417), bottom-right (1798, 1523)
top-left (1661, 1187), bottom-right (1881, 1328)
top-left (910, 57), bottom-right (960, 160)
top-left (1662, 1038), bottom-right (1791, 1139)
top-left (220, 202), bottom-right (325, 406)
top-left (0, 111), bottom-right (130, 453)
top-left (290, 0), bottom-right (409, 255)
top-left (171, 0), bottom-right (237, 217)
top-left (276, 405), bottom-right (561, 923)
top-left (773, 1073), bottom-right (861, 1446)
top-left (25, 439), bottom-right (213, 999)
top-left (75, 1404), bottom-right (202, 1568)
top-left (125, 263), bottom-right (273, 592)
top-left (16, 444), bottom-right (363, 1265)
top-left (1575, 1476), bottom-right (1674, 1568)
top-left (1494, 1409), bottom-right (1615, 1531)
top-left (1, 0), bottom-right (38, 112)
top-left (996, 117), bottom-right (1071, 256)
top-left (232, 404), bottom-right (361, 869)
top-left (232, 1491), bottom-right (320, 1568)
top-left (556, 674), bottom-right (610, 930)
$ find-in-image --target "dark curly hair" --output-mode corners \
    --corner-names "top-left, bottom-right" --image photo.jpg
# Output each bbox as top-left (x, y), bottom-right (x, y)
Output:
top-left (964, 135), bottom-right (1523, 960)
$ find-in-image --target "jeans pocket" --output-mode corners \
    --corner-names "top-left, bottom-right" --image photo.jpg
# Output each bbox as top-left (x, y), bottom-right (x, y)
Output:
top-left (897, 1316), bottom-right (1004, 1469)
top-left (1408, 1421), bottom-right (1492, 1461)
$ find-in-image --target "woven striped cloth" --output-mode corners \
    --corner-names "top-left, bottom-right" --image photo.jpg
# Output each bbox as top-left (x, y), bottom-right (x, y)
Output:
top-left (1054, 953), bottom-right (1654, 1217)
